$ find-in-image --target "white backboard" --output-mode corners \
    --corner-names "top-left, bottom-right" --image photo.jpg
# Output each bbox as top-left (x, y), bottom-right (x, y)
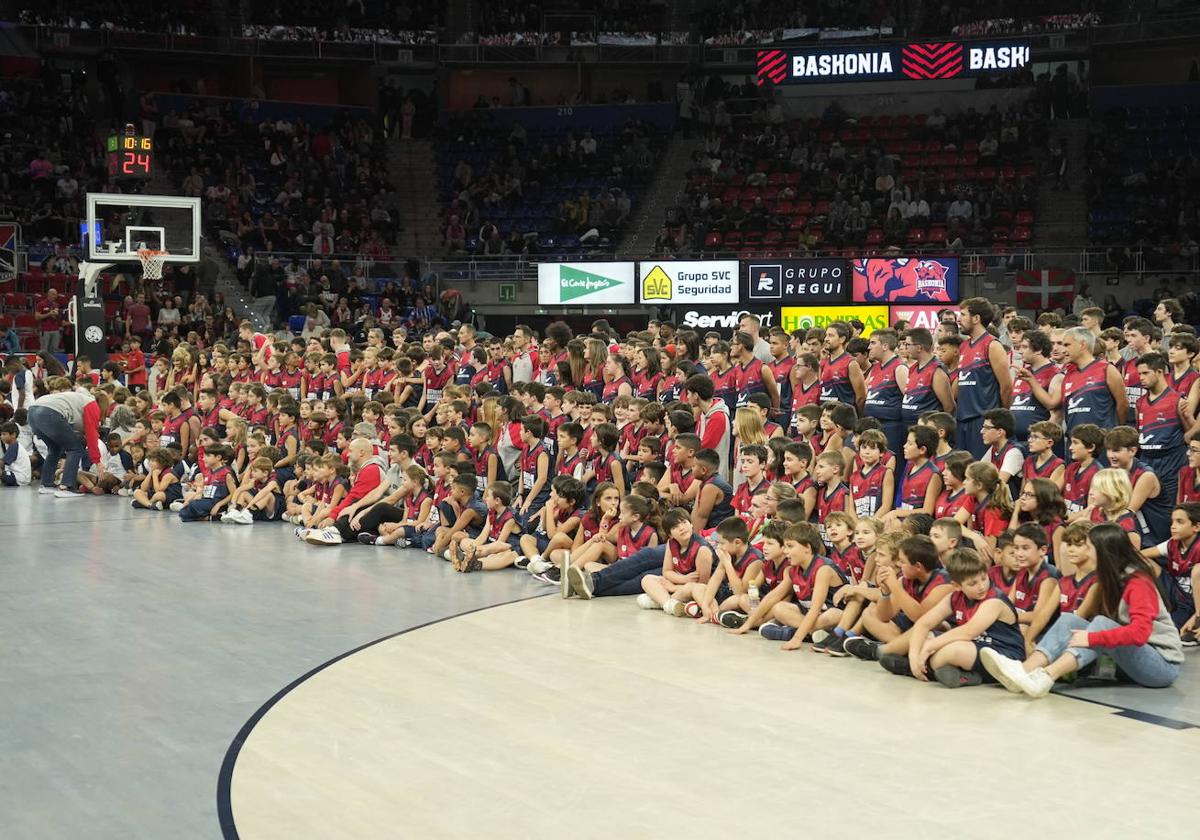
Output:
top-left (85, 193), bottom-right (201, 264)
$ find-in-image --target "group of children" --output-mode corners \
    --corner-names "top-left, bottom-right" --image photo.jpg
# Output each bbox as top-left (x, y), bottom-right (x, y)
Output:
top-left (3, 309), bottom-right (1196, 692)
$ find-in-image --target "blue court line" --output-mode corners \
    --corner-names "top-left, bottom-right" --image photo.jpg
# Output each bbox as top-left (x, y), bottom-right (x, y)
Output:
top-left (216, 591), bottom-right (554, 840)
top-left (1054, 691), bottom-right (1197, 731)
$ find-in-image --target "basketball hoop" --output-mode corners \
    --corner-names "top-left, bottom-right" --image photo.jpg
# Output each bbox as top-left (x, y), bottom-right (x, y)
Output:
top-left (137, 248), bottom-right (169, 280)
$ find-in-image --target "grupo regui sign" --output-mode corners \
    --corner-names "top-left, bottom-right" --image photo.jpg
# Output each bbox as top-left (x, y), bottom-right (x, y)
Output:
top-left (757, 40), bottom-right (1031, 85)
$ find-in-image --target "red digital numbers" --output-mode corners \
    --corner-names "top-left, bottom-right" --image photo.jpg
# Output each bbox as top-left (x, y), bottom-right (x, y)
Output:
top-left (121, 151), bottom-right (151, 175)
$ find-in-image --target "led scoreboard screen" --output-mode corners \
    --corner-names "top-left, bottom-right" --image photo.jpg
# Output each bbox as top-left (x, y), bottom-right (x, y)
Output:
top-left (106, 126), bottom-right (154, 180)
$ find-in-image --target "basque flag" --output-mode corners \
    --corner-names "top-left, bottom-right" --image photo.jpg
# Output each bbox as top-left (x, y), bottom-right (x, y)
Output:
top-left (1016, 267), bottom-right (1074, 311)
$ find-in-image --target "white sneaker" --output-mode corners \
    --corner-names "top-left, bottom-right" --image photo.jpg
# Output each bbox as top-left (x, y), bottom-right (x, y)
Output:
top-left (220, 509), bottom-right (237, 523)
top-left (305, 528), bottom-right (343, 546)
top-left (169, 500), bottom-right (185, 512)
top-left (154, 501), bottom-right (165, 511)
top-left (810, 629), bottom-right (829, 645)
top-left (527, 557), bottom-right (553, 575)
top-left (38, 486), bottom-right (57, 495)
top-left (294, 526), bottom-right (310, 539)
top-left (117, 488), bottom-right (133, 497)
top-left (55, 488), bottom-right (83, 499)
top-left (979, 647), bottom-right (1029, 694)
top-left (1025, 667), bottom-right (1056, 699)
top-left (636, 594), bottom-right (658, 610)
top-left (663, 598), bottom-right (687, 617)
top-left (233, 509), bottom-right (254, 525)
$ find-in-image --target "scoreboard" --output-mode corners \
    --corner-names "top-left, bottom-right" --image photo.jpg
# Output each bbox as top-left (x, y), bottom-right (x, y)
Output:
top-left (106, 125), bottom-right (154, 180)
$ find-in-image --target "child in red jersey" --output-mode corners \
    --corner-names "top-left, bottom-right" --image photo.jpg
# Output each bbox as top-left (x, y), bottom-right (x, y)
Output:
top-left (1022, 421), bottom-right (1065, 489)
top-left (454, 481), bottom-right (523, 573)
top-left (688, 517), bottom-right (763, 623)
top-left (812, 451), bottom-right (852, 546)
top-left (639, 509), bottom-right (714, 616)
top-left (1063, 423), bottom-right (1104, 517)
top-left (715, 520), bottom-right (790, 627)
top-left (1083, 468), bottom-right (1142, 550)
top-left (179, 445), bottom-right (237, 522)
top-left (659, 432), bottom-right (700, 508)
top-left (516, 476), bottom-right (586, 574)
top-left (883, 425), bottom-right (942, 528)
top-left (781, 440), bottom-right (816, 518)
top-left (1142, 503), bottom-right (1200, 640)
top-left (1057, 521), bottom-right (1100, 617)
top-left (818, 517), bottom-right (887, 654)
top-left (824, 512), bottom-right (863, 582)
top-left (1178, 440), bottom-right (1200, 504)
top-left (849, 429), bottom-right (895, 519)
top-left (567, 493), bottom-right (659, 571)
top-left (1010, 523), bottom-right (1063, 654)
top-left (730, 521), bottom-right (847, 650)
top-left (988, 530), bottom-right (1020, 591)
top-left (898, 547), bottom-right (1025, 688)
top-left (731, 445), bottom-right (770, 514)
top-left (959, 461), bottom-right (1013, 555)
top-left (1010, 477), bottom-right (1067, 566)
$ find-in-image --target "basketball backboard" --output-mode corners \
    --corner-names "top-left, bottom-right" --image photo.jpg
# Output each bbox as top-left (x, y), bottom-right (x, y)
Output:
top-left (84, 193), bottom-right (201, 264)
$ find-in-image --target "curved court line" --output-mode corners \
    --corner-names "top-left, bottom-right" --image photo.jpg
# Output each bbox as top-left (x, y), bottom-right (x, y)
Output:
top-left (216, 591), bottom-right (553, 840)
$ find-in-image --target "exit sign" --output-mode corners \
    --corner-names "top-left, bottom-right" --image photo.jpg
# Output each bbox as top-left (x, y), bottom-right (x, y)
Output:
top-left (499, 282), bottom-right (516, 303)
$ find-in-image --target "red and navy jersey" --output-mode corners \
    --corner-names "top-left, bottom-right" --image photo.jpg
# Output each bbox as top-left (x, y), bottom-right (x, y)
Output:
top-left (617, 523), bottom-right (656, 559)
top-left (275, 369), bottom-right (302, 398)
top-left (602, 376), bottom-right (633, 402)
top-left (1168, 365), bottom-right (1199, 399)
top-left (669, 535), bottom-right (707, 576)
top-left (1023, 453), bottom-right (1064, 482)
top-left (424, 363), bottom-right (455, 405)
top-left (829, 544), bottom-right (865, 582)
top-left (591, 451), bottom-right (619, 485)
top-left (414, 443), bottom-right (434, 470)
top-left (322, 421), bottom-right (344, 449)
top-left (486, 506), bottom-right (519, 537)
top-left (850, 462), bottom-right (889, 518)
top-left (634, 370), bottom-right (661, 401)
top-left (201, 466), bottom-right (231, 500)
top-left (472, 445), bottom-right (505, 492)
top-left (947, 587), bottom-right (1024, 654)
top-left (1165, 535), bottom-right (1200, 579)
top-left (1178, 466), bottom-right (1200, 504)
top-left (1090, 506), bottom-right (1139, 539)
top-left (484, 360), bottom-right (510, 394)
top-left (247, 406), bottom-right (269, 427)
top-left (791, 378), bottom-right (821, 413)
top-left (762, 557), bottom-right (788, 589)
top-left (580, 511), bottom-right (616, 542)
top-left (903, 567), bottom-right (951, 603)
top-left (731, 545), bottom-right (764, 579)
top-left (864, 356), bottom-right (903, 422)
top-left (1011, 560), bottom-right (1062, 612)
top-left (735, 358), bottom-right (767, 408)
top-left (160, 413), bottom-right (186, 449)
top-left (404, 489), bottom-right (432, 521)
top-left (731, 476), bottom-right (769, 515)
top-left (988, 565), bottom-right (1018, 593)
top-left (703, 474), bottom-right (735, 528)
top-left (1059, 571), bottom-right (1096, 614)
top-left (1136, 388), bottom-right (1185, 457)
top-left (709, 365), bottom-right (739, 409)
top-left (200, 403), bottom-right (223, 430)
top-left (815, 481), bottom-right (849, 524)
top-left (901, 358), bottom-right (943, 425)
top-left (819, 352), bottom-right (856, 405)
top-left (987, 441), bottom-right (1021, 474)
top-left (1122, 357), bottom-right (1144, 423)
top-left (1010, 362), bottom-right (1056, 440)
top-left (520, 443), bottom-right (549, 495)
top-left (900, 460), bottom-right (939, 510)
top-left (767, 355), bottom-right (794, 414)
top-left (1063, 460), bottom-right (1099, 514)
top-left (1062, 358), bottom-right (1117, 432)
top-left (556, 449), bottom-right (584, 478)
top-left (956, 333), bottom-right (1000, 420)
top-left (619, 422), bottom-right (648, 458)
top-left (787, 556), bottom-right (846, 609)
top-left (658, 373), bottom-right (684, 404)
top-left (789, 473), bottom-right (814, 497)
top-left (934, 486), bottom-right (974, 520)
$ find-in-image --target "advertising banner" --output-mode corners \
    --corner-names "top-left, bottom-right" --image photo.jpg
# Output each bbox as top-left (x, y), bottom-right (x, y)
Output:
top-left (757, 40), bottom-right (1031, 86)
top-left (675, 305), bottom-right (779, 332)
top-left (852, 257), bottom-right (959, 304)
top-left (537, 261), bottom-right (636, 305)
top-left (639, 260), bottom-right (739, 304)
top-left (743, 259), bottom-right (850, 304)
top-left (889, 304), bottom-right (946, 330)
top-left (780, 305), bottom-right (889, 336)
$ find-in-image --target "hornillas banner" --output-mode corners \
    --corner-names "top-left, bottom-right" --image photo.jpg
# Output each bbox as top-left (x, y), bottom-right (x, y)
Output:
top-left (780, 305), bottom-right (889, 335)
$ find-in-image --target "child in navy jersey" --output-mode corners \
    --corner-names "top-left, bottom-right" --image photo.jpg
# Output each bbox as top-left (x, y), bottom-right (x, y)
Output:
top-left (1057, 521), bottom-right (1100, 615)
top-left (1063, 423), bottom-right (1104, 516)
top-left (897, 547), bottom-right (1025, 688)
top-left (453, 481), bottom-right (523, 573)
top-left (1010, 524), bottom-right (1063, 654)
top-left (688, 517), bottom-right (763, 623)
top-left (1142, 503), bottom-right (1200, 638)
top-left (1021, 421), bottom-right (1065, 489)
top-left (179, 445), bottom-right (237, 522)
top-left (1010, 477), bottom-right (1067, 565)
top-left (639, 509), bottom-right (714, 616)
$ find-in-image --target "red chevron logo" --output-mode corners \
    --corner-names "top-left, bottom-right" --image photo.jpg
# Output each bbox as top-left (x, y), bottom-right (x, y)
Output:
top-left (901, 42), bottom-right (963, 80)
top-left (757, 50), bottom-right (788, 86)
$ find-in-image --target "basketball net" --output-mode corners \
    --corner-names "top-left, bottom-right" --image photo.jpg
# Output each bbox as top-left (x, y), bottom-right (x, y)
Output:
top-left (137, 248), bottom-right (169, 280)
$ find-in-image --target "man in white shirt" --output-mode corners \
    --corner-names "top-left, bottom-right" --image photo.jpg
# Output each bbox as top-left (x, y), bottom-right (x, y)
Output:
top-left (511, 325), bottom-right (536, 383)
top-left (948, 197), bottom-right (973, 223)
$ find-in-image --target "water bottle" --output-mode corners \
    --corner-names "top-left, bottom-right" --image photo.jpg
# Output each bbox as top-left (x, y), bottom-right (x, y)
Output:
top-left (748, 585), bottom-right (760, 612)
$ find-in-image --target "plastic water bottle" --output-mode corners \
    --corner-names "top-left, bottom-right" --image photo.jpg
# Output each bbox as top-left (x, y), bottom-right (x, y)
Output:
top-left (748, 585), bottom-right (760, 612)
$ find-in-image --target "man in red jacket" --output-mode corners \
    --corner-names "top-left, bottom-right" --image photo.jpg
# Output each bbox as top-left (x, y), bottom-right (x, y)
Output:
top-left (303, 439), bottom-right (389, 545)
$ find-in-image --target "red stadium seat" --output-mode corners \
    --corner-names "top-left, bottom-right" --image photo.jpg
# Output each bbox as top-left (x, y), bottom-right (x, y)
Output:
top-left (907, 228), bottom-right (928, 244)
top-left (1012, 226), bottom-right (1033, 242)
top-left (1015, 210), bottom-right (1035, 225)
top-left (704, 231), bottom-right (723, 249)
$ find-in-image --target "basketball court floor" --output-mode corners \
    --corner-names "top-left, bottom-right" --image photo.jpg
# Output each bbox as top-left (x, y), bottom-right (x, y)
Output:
top-left (3, 490), bottom-right (1197, 839)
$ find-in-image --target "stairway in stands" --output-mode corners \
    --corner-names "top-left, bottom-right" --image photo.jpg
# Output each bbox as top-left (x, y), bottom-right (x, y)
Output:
top-left (388, 137), bottom-right (445, 259)
top-left (1033, 117), bottom-right (1089, 248)
top-left (618, 133), bottom-right (702, 255)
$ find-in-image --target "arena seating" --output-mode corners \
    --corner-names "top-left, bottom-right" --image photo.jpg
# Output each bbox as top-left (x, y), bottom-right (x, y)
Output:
top-left (671, 101), bottom-right (1039, 258)
top-left (435, 109), bottom-right (666, 255)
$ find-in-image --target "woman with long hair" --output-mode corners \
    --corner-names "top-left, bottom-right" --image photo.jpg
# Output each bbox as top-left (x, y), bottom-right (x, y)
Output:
top-left (583, 338), bottom-right (608, 400)
top-left (980, 523), bottom-right (1184, 696)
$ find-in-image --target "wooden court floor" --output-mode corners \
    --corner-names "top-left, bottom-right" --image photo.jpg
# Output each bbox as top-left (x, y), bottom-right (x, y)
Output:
top-left (1, 489), bottom-right (1197, 839)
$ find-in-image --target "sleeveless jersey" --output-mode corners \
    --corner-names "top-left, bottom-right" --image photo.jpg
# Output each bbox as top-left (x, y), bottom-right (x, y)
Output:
top-left (731, 545), bottom-right (764, 580)
top-left (988, 565), bottom-right (1018, 593)
top-left (1059, 571), bottom-right (1096, 614)
top-left (472, 445), bottom-right (505, 493)
top-left (956, 333), bottom-right (1000, 420)
top-left (670, 535), bottom-right (707, 576)
top-left (947, 587), bottom-right (1024, 655)
top-left (486, 507), bottom-right (518, 539)
top-left (634, 370), bottom-right (661, 402)
top-left (901, 358), bottom-right (943, 426)
top-left (1022, 454), bottom-right (1064, 483)
top-left (735, 358), bottom-right (766, 408)
top-left (520, 444), bottom-right (549, 496)
top-left (731, 477), bottom-right (769, 516)
top-left (1011, 560), bottom-right (1062, 612)
top-left (592, 451), bottom-right (619, 486)
top-left (815, 481), bottom-right (850, 544)
top-left (1165, 535), bottom-right (1200, 580)
top-left (791, 378), bottom-right (821, 412)
top-left (709, 366), bottom-right (739, 410)
top-left (1178, 466), bottom-right (1200, 504)
top-left (829, 544), bottom-right (865, 582)
top-left (1010, 362), bottom-right (1056, 440)
top-left (819, 352), bottom-right (856, 405)
top-left (556, 450), bottom-right (584, 479)
top-left (900, 461), bottom-right (940, 510)
top-left (404, 489), bottom-right (432, 522)
top-left (850, 462), bottom-right (889, 518)
top-left (1062, 358), bottom-right (1117, 432)
top-left (767, 356), bottom-right (795, 416)
top-left (1168, 365), bottom-right (1199, 399)
top-left (703, 474), bottom-right (735, 528)
top-left (160, 413), bottom-right (186, 450)
top-left (864, 356), bottom-right (903, 422)
top-left (602, 376), bottom-right (633, 402)
top-left (617, 523), bottom-right (656, 560)
top-left (1136, 388), bottom-right (1185, 462)
top-left (1063, 460), bottom-right (1099, 514)
top-left (934, 486), bottom-right (974, 520)
top-left (1122, 356), bottom-right (1144, 422)
top-left (201, 466), bottom-right (231, 500)
top-left (424, 363), bottom-right (455, 406)
top-left (579, 511), bottom-right (616, 542)
top-left (903, 567), bottom-right (951, 603)
top-left (762, 557), bottom-right (788, 590)
top-left (787, 556), bottom-right (846, 610)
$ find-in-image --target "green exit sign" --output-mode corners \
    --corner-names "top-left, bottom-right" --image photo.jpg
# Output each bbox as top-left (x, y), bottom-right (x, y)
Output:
top-left (499, 282), bottom-right (516, 303)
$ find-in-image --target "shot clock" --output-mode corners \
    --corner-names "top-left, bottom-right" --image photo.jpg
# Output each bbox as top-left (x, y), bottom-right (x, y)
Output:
top-left (106, 124), bottom-right (154, 180)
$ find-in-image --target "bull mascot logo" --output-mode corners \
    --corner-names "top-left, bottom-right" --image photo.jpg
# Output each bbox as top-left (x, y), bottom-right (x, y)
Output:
top-left (854, 258), bottom-right (949, 301)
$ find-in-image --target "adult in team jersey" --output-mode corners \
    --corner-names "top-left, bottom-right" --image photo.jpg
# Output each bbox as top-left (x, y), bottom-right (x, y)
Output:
top-left (863, 328), bottom-right (909, 462)
top-left (1010, 330), bottom-right (1063, 444)
top-left (1136, 353), bottom-right (1188, 516)
top-left (731, 331), bottom-right (778, 413)
top-left (899, 327), bottom-right (954, 431)
top-left (1059, 327), bottom-right (1127, 434)
top-left (766, 329), bottom-right (795, 428)
top-left (954, 298), bottom-right (1012, 460)
top-left (819, 321), bottom-right (865, 411)
top-left (1121, 317), bottom-right (1155, 423)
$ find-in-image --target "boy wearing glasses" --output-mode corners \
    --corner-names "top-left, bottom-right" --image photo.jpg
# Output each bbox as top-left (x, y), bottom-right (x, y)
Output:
top-left (1022, 420), bottom-right (1065, 489)
top-left (981, 408), bottom-right (1024, 499)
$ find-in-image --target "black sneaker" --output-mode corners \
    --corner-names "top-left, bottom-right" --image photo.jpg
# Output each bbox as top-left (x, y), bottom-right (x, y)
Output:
top-left (811, 633), bottom-right (840, 654)
top-left (718, 610), bottom-right (748, 629)
top-left (879, 653), bottom-right (913, 677)
top-left (823, 635), bottom-right (848, 657)
top-left (531, 567), bottom-right (561, 585)
top-left (356, 532), bottom-right (379, 545)
top-left (844, 637), bottom-right (881, 661)
top-left (933, 665), bottom-right (983, 688)
top-left (513, 556), bottom-right (531, 570)
top-left (1181, 628), bottom-right (1198, 647)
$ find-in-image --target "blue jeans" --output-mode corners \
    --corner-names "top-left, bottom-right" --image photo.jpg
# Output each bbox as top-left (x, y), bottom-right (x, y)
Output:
top-left (28, 405), bottom-right (85, 490)
top-left (1036, 613), bottom-right (1181, 688)
top-left (592, 546), bottom-right (667, 597)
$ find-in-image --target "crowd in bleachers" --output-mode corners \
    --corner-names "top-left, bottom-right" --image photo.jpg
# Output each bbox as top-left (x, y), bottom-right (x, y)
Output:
top-left (1087, 105), bottom-right (1200, 271)
top-left (18, 2), bottom-right (214, 35)
top-left (436, 109), bottom-right (664, 255)
top-left (663, 94), bottom-right (1042, 257)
